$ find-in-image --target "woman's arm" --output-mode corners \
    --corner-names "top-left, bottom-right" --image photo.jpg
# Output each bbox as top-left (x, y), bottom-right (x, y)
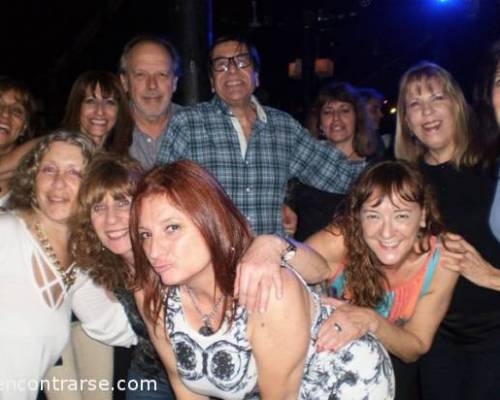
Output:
top-left (134, 289), bottom-right (209, 400)
top-left (317, 251), bottom-right (459, 362)
top-left (235, 234), bottom-right (330, 313)
top-left (72, 275), bottom-right (137, 348)
top-left (248, 269), bottom-right (311, 399)
top-left (0, 138), bottom-right (40, 178)
top-left (440, 233), bottom-right (500, 291)
top-left (305, 225), bottom-right (346, 279)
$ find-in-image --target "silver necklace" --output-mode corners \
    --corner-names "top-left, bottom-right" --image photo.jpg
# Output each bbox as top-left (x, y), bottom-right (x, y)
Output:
top-left (184, 286), bottom-right (224, 336)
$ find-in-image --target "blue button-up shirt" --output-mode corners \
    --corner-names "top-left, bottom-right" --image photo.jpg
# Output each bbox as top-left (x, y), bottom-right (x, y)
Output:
top-left (155, 95), bottom-right (365, 234)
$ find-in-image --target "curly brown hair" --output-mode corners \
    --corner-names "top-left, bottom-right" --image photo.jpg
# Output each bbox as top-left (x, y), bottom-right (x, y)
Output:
top-left (69, 152), bottom-right (143, 290)
top-left (130, 160), bottom-right (253, 324)
top-left (331, 160), bottom-right (445, 308)
top-left (9, 131), bottom-right (95, 211)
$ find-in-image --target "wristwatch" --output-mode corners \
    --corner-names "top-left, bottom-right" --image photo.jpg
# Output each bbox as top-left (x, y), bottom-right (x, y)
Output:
top-left (278, 235), bottom-right (297, 263)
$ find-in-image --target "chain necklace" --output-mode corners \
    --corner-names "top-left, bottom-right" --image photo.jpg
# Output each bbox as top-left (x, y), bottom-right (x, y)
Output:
top-left (34, 221), bottom-right (77, 289)
top-left (184, 286), bottom-right (224, 336)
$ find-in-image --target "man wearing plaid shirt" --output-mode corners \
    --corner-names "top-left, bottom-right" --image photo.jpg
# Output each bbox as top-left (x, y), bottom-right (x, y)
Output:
top-left (155, 35), bottom-right (365, 235)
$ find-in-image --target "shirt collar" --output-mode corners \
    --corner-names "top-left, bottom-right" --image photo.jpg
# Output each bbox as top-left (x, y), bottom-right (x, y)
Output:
top-left (212, 95), bottom-right (267, 123)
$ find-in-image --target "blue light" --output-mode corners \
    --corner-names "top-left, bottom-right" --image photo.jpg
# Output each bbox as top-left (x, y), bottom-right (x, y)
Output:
top-left (431, 0), bottom-right (458, 7)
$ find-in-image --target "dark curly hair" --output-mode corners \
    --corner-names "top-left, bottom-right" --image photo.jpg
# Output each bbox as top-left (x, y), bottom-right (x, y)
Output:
top-left (331, 160), bottom-right (446, 308)
top-left (70, 152), bottom-right (143, 290)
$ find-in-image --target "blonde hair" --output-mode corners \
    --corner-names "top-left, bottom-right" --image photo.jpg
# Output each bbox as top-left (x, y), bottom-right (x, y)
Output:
top-left (394, 61), bottom-right (480, 168)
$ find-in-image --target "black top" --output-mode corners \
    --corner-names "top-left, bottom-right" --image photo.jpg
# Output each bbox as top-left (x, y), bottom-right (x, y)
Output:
top-left (114, 288), bottom-right (169, 380)
top-left (420, 161), bottom-right (500, 350)
top-left (291, 182), bottom-right (345, 241)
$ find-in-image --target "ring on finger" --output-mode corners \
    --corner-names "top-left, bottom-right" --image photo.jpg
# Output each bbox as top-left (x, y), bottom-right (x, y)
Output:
top-left (333, 322), bottom-right (342, 333)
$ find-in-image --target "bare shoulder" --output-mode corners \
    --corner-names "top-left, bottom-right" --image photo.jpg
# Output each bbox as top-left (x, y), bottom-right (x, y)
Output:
top-left (429, 248), bottom-right (459, 291)
top-left (276, 268), bottom-right (309, 306)
top-left (248, 268), bottom-right (310, 331)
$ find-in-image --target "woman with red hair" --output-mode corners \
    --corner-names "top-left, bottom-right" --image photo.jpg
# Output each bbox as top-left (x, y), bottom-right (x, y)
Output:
top-left (130, 160), bottom-right (394, 400)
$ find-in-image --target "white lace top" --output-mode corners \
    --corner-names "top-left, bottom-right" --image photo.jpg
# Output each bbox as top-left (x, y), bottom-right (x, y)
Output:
top-left (0, 212), bottom-right (137, 400)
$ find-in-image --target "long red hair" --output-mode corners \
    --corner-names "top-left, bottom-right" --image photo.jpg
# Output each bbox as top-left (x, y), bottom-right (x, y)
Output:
top-left (130, 160), bottom-right (253, 323)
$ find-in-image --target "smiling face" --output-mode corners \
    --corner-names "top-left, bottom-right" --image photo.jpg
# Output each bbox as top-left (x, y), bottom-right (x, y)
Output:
top-left (360, 192), bottom-right (426, 269)
top-left (120, 42), bottom-right (177, 122)
top-left (404, 77), bottom-right (457, 163)
top-left (138, 194), bottom-right (213, 286)
top-left (35, 142), bottom-right (84, 225)
top-left (79, 84), bottom-right (118, 147)
top-left (493, 62), bottom-right (500, 127)
top-left (210, 40), bottom-right (259, 108)
top-left (0, 89), bottom-right (27, 154)
top-left (320, 100), bottom-right (356, 153)
top-left (91, 192), bottom-right (133, 263)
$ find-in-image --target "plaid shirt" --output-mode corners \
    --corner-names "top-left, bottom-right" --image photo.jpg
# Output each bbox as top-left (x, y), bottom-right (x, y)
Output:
top-left (155, 95), bottom-right (365, 234)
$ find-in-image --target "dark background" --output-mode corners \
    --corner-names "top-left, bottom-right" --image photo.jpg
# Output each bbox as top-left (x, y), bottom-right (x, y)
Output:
top-left (2, 0), bottom-right (499, 130)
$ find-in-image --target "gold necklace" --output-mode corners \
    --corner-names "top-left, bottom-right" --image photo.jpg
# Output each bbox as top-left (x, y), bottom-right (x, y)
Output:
top-left (34, 221), bottom-right (77, 289)
top-left (184, 286), bottom-right (224, 336)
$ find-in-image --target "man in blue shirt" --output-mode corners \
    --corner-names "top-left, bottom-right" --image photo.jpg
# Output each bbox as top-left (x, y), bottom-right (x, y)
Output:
top-left (156, 35), bottom-right (365, 234)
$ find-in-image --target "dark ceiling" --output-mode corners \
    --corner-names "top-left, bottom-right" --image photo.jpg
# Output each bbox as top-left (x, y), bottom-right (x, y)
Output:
top-left (2, 0), bottom-right (500, 126)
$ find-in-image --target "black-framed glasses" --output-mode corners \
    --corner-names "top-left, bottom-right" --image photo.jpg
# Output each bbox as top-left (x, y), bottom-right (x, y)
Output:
top-left (210, 53), bottom-right (252, 72)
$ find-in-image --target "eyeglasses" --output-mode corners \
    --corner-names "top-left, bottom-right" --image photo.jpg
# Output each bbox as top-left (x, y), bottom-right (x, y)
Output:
top-left (0, 102), bottom-right (26, 120)
top-left (210, 53), bottom-right (252, 72)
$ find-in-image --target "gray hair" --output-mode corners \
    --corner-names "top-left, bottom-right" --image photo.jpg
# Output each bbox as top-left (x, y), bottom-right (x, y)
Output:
top-left (9, 130), bottom-right (95, 211)
top-left (118, 34), bottom-right (182, 77)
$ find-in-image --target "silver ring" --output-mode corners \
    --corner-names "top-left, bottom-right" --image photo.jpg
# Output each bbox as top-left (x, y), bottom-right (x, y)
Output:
top-left (333, 322), bottom-right (342, 333)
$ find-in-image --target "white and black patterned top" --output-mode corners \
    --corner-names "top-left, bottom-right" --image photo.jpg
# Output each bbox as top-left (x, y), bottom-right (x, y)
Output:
top-left (165, 269), bottom-right (395, 399)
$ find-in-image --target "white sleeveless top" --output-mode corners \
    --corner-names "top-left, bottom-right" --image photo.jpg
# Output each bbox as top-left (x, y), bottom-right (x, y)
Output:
top-left (165, 267), bottom-right (395, 400)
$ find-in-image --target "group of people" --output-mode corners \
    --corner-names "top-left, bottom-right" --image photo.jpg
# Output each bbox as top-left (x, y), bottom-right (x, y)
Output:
top-left (0, 30), bottom-right (498, 400)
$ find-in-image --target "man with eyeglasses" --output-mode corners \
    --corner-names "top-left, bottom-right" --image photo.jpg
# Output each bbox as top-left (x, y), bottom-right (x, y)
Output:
top-left (119, 35), bottom-right (182, 170)
top-left (155, 35), bottom-right (366, 235)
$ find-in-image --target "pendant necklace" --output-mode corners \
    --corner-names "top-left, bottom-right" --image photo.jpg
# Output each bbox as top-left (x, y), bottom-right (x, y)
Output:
top-left (184, 286), bottom-right (224, 336)
top-left (34, 220), bottom-right (77, 289)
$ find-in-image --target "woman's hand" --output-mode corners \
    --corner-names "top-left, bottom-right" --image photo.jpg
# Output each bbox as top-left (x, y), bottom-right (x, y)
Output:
top-left (235, 234), bottom-right (331, 314)
top-left (316, 297), bottom-right (379, 352)
top-left (441, 233), bottom-right (500, 290)
top-left (234, 235), bottom-right (285, 314)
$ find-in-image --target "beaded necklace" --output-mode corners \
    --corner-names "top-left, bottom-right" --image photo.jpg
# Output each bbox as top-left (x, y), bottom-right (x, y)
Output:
top-left (34, 221), bottom-right (77, 289)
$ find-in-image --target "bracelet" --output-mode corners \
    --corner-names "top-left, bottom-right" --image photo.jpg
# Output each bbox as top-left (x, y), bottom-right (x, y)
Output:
top-left (276, 234), bottom-right (297, 263)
